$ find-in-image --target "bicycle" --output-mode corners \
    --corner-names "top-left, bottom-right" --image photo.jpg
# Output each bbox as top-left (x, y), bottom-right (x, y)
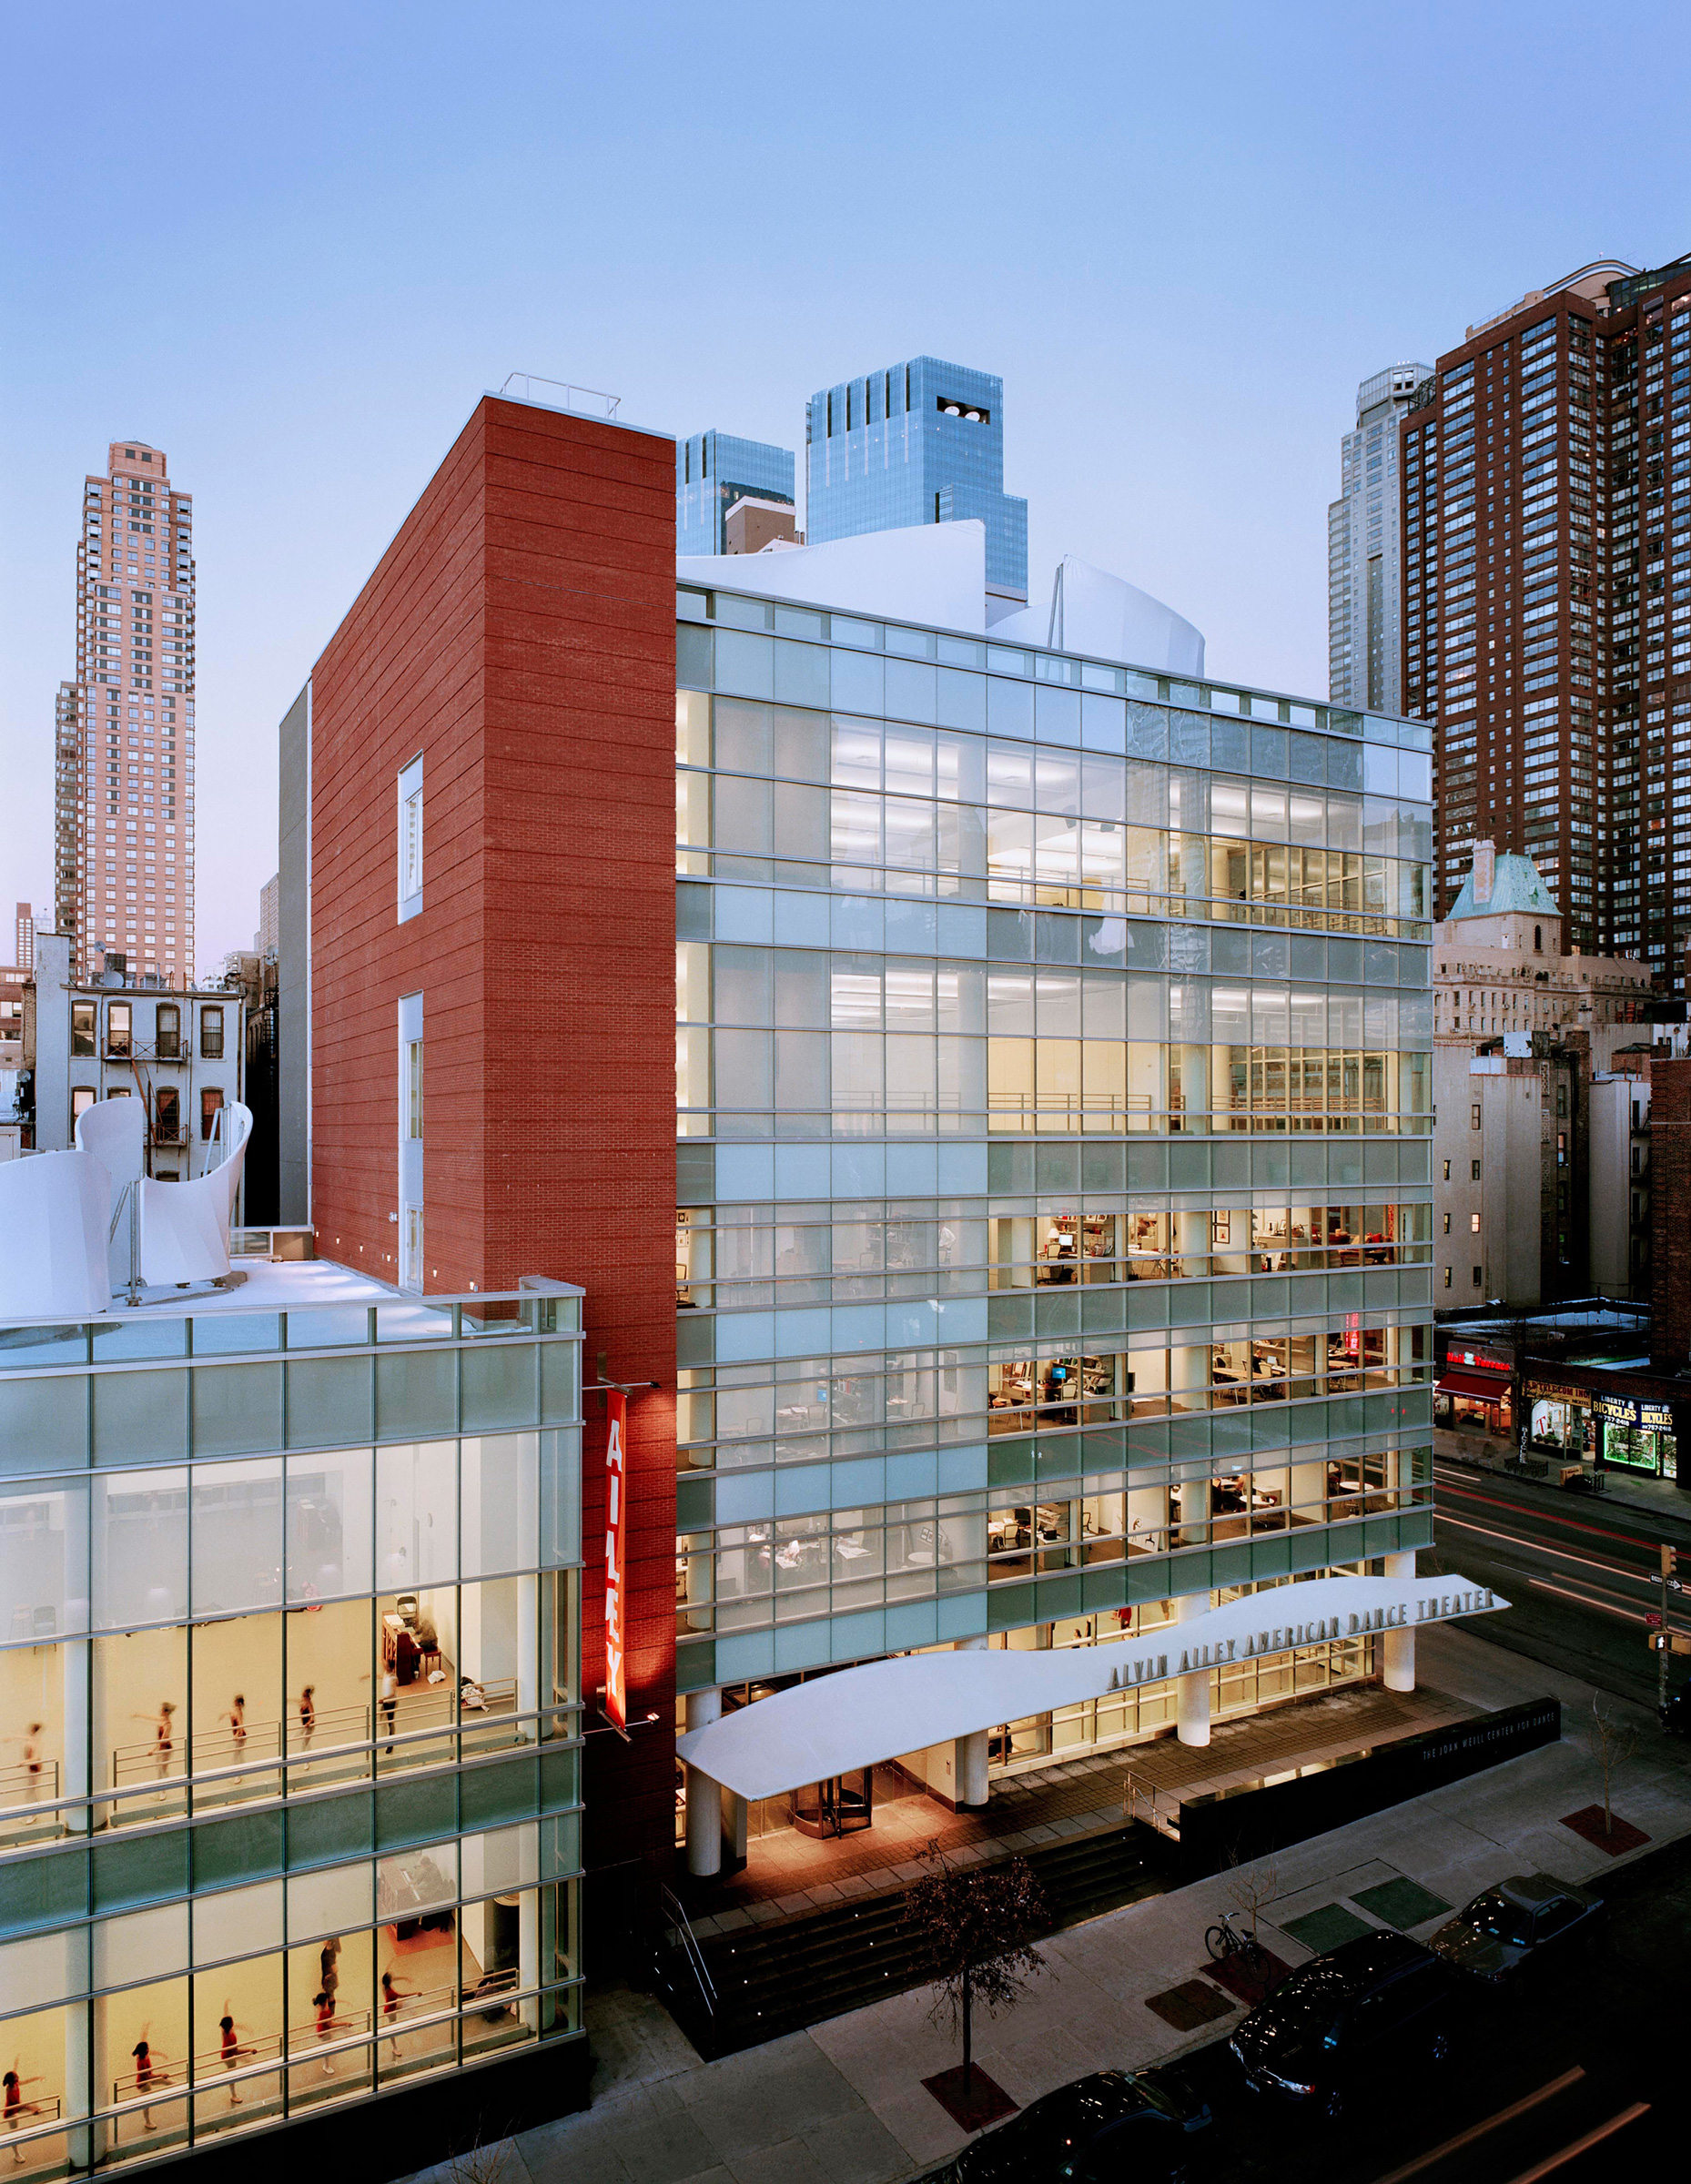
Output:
top-left (1204, 1907), bottom-right (1268, 1971)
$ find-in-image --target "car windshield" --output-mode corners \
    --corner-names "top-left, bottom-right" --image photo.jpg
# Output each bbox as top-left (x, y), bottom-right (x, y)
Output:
top-left (1458, 1889), bottom-right (1533, 1946)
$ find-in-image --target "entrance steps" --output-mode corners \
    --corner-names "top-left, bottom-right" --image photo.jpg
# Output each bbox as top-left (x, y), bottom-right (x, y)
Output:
top-left (657, 1815), bottom-right (1173, 2059)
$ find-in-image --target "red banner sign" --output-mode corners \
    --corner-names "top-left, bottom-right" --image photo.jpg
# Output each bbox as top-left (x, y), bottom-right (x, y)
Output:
top-left (603, 1391), bottom-right (627, 1731)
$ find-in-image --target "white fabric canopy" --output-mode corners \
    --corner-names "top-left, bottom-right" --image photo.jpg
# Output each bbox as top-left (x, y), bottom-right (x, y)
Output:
top-left (675, 1572), bottom-right (1507, 1802)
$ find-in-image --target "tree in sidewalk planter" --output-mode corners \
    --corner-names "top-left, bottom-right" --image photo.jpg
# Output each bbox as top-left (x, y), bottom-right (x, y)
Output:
top-left (1585, 1692), bottom-right (1639, 1838)
top-left (904, 1838), bottom-right (1050, 2095)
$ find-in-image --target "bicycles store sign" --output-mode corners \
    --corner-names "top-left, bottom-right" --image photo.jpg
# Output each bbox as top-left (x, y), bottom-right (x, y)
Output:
top-left (1594, 1391), bottom-right (1675, 1432)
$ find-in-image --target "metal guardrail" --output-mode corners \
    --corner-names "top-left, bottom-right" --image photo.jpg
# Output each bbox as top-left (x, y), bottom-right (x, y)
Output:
top-left (500, 372), bottom-right (621, 419)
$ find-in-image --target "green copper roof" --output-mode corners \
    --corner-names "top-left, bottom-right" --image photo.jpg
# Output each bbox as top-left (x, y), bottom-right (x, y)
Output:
top-left (1443, 854), bottom-right (1561, 922)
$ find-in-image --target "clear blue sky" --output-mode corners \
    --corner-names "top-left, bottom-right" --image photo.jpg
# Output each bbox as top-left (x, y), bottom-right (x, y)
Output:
top-left (4, 0), bottom-right (1690, 969)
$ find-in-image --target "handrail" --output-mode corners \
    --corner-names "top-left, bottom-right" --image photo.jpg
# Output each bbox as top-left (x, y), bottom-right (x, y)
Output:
top-left (659, 1886), bottom-right (716, 2013)
top-left (0, 1757), bottom-right (59, 1806)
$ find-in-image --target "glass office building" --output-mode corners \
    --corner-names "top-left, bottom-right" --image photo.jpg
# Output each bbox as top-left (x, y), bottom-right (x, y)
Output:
top-left (671, 581), bottom-right (1435, 1815)
top-left (805, 359), bottom-right (1029, 606)
top-left (676, 431), bottom-right (796, 559)
top-left (0, 1267), bottom-right (585, 2174)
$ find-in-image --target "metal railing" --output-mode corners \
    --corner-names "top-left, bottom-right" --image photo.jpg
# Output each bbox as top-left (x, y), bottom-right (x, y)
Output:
top-left (110, 1683), bottom-right (519, 1790)
top-left (500, 372), bottom-right (621, 419)
top-left (659, 1886), bottom-right (717, 2015)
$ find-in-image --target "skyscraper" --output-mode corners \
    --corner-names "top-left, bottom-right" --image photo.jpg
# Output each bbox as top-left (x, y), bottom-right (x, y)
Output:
top-left (805, 355), bottom-right (1028, 612)
top-left (1402, 252), bottom-right (1691, 977)
top-left (1328, 363), bottom-right (1432, 711)
top-left (676, 430), bottom-right (795, 556)
top-left (14, 901), bottom-right (34, 971)
top-left (57, 440), bottom-right (197, 984)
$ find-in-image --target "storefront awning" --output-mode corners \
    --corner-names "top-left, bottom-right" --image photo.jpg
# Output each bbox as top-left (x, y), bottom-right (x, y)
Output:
top-left (676, 1572), bottom-right (1510, 1803)
top-left (1439, 1370), bottom-right (1513, 1403)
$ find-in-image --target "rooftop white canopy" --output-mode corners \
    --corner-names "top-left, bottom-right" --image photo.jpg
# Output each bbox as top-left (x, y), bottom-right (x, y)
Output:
top-left (675, 1573), bottom-right (1508, 1803)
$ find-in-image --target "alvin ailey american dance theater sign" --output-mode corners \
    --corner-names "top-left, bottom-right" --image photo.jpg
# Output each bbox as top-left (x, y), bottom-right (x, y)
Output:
top-left (675, 1573), bottom-right (1508, 1805)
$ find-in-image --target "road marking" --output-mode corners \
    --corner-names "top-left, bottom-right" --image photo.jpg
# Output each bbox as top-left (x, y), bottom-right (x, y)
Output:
top-left (1436, 1512), bottom-right (1653, 1586)
top-left (1501, 2100), bottom-right (1649, 2182)
top-left (1371, 2067), bottom-right (1585, 2184)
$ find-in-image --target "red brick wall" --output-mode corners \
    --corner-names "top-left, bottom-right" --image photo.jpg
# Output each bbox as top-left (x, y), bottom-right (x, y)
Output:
top-left (309, 394), bottom-right (678, 1876)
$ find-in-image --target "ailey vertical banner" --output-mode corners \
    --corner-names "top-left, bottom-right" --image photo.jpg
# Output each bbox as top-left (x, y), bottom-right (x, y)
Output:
top-left (604, 1390), bottom-right (628, 1732)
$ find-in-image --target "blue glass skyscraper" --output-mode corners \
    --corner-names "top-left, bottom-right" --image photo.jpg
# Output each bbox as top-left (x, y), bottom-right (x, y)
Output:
top-left (805, 356), bottom-right (1028, 606)
top-left (676, 430), bottom-right (795, 556)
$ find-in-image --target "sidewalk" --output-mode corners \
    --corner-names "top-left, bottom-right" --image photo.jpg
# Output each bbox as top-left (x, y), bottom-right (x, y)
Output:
top-left (1435, 1426), bottom-right (1691, 1528)
top-left (408, 1628), bottom-right (1691, 2184)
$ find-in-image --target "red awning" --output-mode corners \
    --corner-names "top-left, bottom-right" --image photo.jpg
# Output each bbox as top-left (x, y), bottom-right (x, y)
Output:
top-left (1439, 1370), bottom-right (1512, 1403)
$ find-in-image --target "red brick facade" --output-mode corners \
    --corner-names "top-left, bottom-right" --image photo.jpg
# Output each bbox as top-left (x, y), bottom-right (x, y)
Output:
top-left (1651, 1057), bottom-right (1691, 1370)
top-left (308, 395), bottom-right (678, 1878)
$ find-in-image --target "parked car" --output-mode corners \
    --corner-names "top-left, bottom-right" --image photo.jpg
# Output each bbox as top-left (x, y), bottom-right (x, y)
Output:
top-left (1660, 1688), bottom-right (1691, 1738)
top-left (1230, 1931), bottom-right (1457, 2123)
top-left (1425, 1873), bottom-right (1602, 1984)
top-left (943, 2065), bottom-right (1211, 2183)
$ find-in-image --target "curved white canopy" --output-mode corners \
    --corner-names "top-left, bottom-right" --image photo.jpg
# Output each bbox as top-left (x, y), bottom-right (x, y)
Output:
top-left (675, 1572), bottom-right (1508, 1802)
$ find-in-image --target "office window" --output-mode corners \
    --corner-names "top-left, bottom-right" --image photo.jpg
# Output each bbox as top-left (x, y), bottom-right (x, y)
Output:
top-left (1470, 1103), bottom-right (1482, 1128)
top-left (71, 999), bottom-right (96, 1057)
top-left (409, 1038), bottom-right (424, 1138)
top-left (107, 1000), bottom-right (132, 1057)
top-left (399, 754), bottom-right (423, 920)
top-left (1471, 1159), bottom-right (1482, 1181)
top-left (200, 1004), bottom-right (224, 1058)
top-left (1443, 1266), bottom-right (1453, 1289)
top-left (1470, 1212), bottom-right (1481, 1232)
top-left (1473, 1266), bottom-right (1483, 1286)
top-left (201, 1085), bottom-right (225, 1142)
top-left (1443, 1212), bottom-right (1451, 1234)
top-left (1443, 1159), bottom-right (1451, 1181)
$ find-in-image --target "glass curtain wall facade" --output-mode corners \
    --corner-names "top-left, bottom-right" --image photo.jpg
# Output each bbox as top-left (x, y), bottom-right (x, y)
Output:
top-left (676, 433), bottom-right (796, 559)
top-left (672, 584), bottom-right (1436, 1772)
top-left (804, 359), bottom-right (1029, 602)
top-left (0, 1280), bottom-right (585, 2175)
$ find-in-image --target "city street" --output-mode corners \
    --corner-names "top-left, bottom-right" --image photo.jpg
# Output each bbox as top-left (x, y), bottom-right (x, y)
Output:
top-left (1174, 1825), bottom-right (1690, 2184)
top-left (1434, 1459), bottom-right (1691, 1707)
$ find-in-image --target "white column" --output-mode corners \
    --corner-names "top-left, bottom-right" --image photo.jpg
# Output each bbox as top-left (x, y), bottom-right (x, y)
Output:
top-left (519, 1888), bottom-right (540, 2032)
top-left (723, 1789), bottom-right (748, 1862)
top-left (63, 1637), bottom-right (90, 1810)
top-left (1177, 1576), bottom-right (1212, 1748)
top-left (952, 1635), bottom-right (989, 1808)
top-left (684, 1689), bottom-right (722, 1879)
top-left (1383, 1549), bottom-right (1416, 1692)
top-left (516, 1573), bottom-right (539, 1739)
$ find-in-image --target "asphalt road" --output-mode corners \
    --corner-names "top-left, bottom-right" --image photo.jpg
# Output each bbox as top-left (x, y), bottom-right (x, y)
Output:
top-left (1431, 1461), bottom-right (1691, 1707)
top-left (1171, 1825), bottom-right (1691, 2184)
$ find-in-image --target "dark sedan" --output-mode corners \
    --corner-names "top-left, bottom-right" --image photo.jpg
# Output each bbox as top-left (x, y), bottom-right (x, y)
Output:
top-left (1230, 1931), bottom-right (1457, 2123)
top-left (1426, 1872), bottom-right (1602, 1984)
top-left (945, 2065), bottom-right (1211, 2183)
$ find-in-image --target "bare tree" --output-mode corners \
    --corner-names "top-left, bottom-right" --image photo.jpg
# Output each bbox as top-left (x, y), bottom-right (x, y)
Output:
top-left (1222, 1852), bottom-right (1280, 1943)
top-left (443, 2130), bottom-right (514, 2184)
top-left (1585, 1694), bottom-right (1639, 1837)
top-left (905, 1840), bottom-right (1049, 2094)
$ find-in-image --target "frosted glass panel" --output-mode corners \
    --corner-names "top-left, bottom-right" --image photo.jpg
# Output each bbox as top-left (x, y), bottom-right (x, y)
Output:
top-left (376, 1839), bottom-right (457, 1918)
top-left (286, 1858), bottom-right (372, 1942)
top-left (190, 1456), bottom-right (283, 1614)
top-left (0, 1475), bottom-right (89, 1641)
top-left (376, 1441), bottom-right (457, 1590)
top-left (286, 1447), bottom-right (374, 1601)
top-left (92, 1901), bottom-right (189, 1987)
top-left (461, 1820), bottom-right (539, 1896)
top-left (192, 1877), bottom-right (285, 1963)
top-left (92, 1469), bottom-right (187, 1628)
top-left (460, 1433), bottom-right (538, 1577)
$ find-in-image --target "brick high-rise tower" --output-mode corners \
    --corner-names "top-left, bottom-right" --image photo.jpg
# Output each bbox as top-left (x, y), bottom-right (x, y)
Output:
top-left (1402, 252), bottom-right (1691, 982)
top-left (57, 440), bottom-right (197, 982)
